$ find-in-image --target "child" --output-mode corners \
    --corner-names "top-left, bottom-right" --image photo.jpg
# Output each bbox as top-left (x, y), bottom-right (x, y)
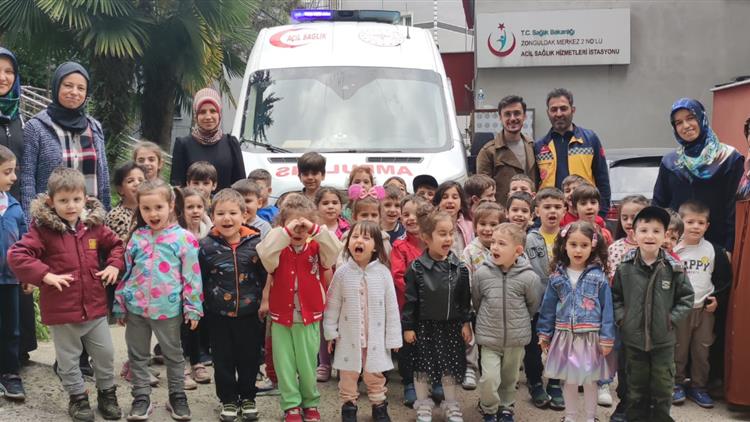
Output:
top-left (315, 186), bottom-right (349, 240)
top-left (324, 221), bottom-right (402, 422)
top-left (412, 174), bottom-right (438, 202)
top-left (663, 209), bottom-right (683, 253)
top-left (672, 200), bottom-right (732, 408)
top-left (403, 209), bottom-right (472, 422)
top-left (508, 174), bottom-right (536, 197)
top-left (257, 193), bottom-right (343, 422)
top-left (381, 185), bottom-right (406, 244)
top-left (537, 221), bottom-right (615, 422)
top-left (199, 189), bottom-right (267, 422)
top-left (384, 176), bottom-right (407, 196)
top-left (506, 192), bottom-right (533, 230)
top-left (186, 161), bottom-right (218, 198)
top-left (132, 140), bottom-right (165, 181)
top-left (0, 145), bottom-right (27, 402)
top-left (570, 184), bottom-right (613, 245)
top-left (390, 195), bottom-right (433, 406)
top-left (232, 179), bottom-right (272, 239)
top-left (433, 181), bottom-right (474, 258)
top-left (612, 206), bottom-right (694, 422)
top-left (524, 187), bottom-right (566, 409)
top-left (464, 174), bottom-right (496, 215)
top-left (474, 223), bottom-right (543, 422)
top-left (346, 184), bottom-right (392, 258)
top-left (461, 202), bottom-right (505, 277)
top-left (106, 161), bottom-right (146, 241)
top-left (9, 167), bottom-right (124, 420)
top-left (607, 195), bottom-right (649, 280)
top-left (248, 168), bottom-right (279, 224)
top-left (113, 179), bottom-right (204, 421)
top-left (298, 152), bottom-right (326, 202)
top-left (177, 187), bottom-right (211, 240)
top-left (342, 165), bottom-right (376, 222)
top-left (560, 176), bottom-right (607, 228)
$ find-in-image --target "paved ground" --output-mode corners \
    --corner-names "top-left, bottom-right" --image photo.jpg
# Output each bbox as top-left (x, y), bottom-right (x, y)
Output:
top-left (0, 325), bottom-right (747, 421)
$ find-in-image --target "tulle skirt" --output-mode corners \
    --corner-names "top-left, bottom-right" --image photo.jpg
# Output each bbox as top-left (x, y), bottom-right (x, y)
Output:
top-left (544, 330), bottom-right (616, 385)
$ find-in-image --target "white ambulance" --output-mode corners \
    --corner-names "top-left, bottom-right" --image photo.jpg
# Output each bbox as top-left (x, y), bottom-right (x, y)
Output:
top-left (232, 9), bottom-right (468, 201)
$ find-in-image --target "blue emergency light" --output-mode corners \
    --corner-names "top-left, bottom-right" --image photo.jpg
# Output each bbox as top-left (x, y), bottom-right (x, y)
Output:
top-left (291, 9), bottom-right (401, 24)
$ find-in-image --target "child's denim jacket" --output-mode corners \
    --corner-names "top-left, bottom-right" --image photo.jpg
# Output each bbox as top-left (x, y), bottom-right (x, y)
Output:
top-left (537, 263), bottom-right (615, 348)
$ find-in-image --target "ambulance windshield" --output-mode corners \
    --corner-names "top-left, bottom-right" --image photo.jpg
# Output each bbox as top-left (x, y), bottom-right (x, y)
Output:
top-left (240, 67), bottom-right (450, 152)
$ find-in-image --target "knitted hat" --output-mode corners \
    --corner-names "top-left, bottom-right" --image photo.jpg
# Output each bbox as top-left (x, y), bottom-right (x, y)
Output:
top-left (193, 87), bottom-right (222, 116)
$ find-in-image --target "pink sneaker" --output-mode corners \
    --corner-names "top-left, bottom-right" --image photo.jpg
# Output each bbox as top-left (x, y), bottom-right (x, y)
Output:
top-left (302, 407), bottom-right (321, 422)
top-left (284, 407), bottom-right (303, 422)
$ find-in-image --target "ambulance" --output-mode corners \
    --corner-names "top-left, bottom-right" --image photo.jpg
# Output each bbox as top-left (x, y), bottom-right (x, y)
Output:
top-left (232, 9), bottom-right (468, 201)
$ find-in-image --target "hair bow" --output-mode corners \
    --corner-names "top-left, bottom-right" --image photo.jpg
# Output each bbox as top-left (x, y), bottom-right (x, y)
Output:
top-left (560, 223), bottom-right (598, 247)
top-left (348, 184), bottom-right (385, 201)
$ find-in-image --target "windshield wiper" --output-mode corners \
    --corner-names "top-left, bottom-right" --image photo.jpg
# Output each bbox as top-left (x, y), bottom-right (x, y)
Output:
top-left (241, 138), bottom-right (291, 153)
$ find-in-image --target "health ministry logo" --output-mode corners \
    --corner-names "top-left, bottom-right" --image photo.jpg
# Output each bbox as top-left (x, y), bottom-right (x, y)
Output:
top-left (487, 22), bottom-right (516, 57)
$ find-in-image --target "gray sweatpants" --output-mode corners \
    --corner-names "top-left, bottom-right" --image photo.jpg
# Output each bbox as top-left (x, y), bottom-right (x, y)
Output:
top-left (49, 316), bottom-right (115, 396)
top-left (125, 313), bottom-right (184, 396)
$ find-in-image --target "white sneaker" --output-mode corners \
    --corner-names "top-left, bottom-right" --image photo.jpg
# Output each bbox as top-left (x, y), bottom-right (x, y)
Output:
top-left (183, 367), bottom-right (197, 390)
top-left (461, 368), bottom-right (477, 390)
top-left (597, 384), bottom-right (613, 406)
top-left (442, 401), bottom-right (463, 422)
top-left (416, 403), bottom-right (433, 422)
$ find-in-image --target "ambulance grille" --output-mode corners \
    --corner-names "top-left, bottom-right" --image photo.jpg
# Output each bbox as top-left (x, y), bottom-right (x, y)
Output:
top-left (366, 157), bottom-right (423, 163)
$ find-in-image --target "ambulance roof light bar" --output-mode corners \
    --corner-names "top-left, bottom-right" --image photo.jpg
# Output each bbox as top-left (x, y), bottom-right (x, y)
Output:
top-left (291, 9), bottom-right (401, 25)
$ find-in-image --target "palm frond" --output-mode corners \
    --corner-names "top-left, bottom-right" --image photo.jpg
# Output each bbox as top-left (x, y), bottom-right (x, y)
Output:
top-left (81, 15), bottom-right (150, 58)
top-left (36, 0), bottom-right (92, 30)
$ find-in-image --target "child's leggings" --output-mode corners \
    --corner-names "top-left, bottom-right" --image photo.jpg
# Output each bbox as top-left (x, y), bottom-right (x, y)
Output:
top-left (563, 381), bottom-right (597, 421)
top-left (272, 321), bottom-right (321, 411)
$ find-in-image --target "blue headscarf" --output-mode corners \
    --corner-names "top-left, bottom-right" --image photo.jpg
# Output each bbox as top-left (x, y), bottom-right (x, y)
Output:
top-left (0, 47), bottom-right (20, 123)
top-left (670, 98), bottom-right (734, 179)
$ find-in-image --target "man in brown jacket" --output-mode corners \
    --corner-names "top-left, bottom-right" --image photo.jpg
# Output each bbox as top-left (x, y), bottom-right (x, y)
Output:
top-left (476, 95), bottom-right (539, 205)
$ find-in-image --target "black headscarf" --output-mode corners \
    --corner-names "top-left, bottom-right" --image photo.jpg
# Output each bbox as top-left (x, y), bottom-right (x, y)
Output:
top-left (46, 61), bottom-right (89, 133)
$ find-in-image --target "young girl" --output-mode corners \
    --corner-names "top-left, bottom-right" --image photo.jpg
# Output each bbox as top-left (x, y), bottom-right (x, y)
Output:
top-left (177, 187), bottom-right (211, 240)
top-left (342, 165), bottom-right (376, 222)
top-left (390, 195), bottom-right (432, 406)
top-left (132, 141), bottom-right (165, 181)
top-left (315, 186), bottom-right (349, 240)
top-left (384, 176), bottom-right (408, 196)
top-left (403, 209), bottom-right (472, 422)
top-left (537, 221), bottom-right (615, 422)
top-left (433, 181), bottom-right (474, 258)
top-left (106, 161), bottom-right (146, 241)
top-left (323, 221), bottom-right (402, 422)
top-left (607, 195), bottom-right (649, 281)
top-left (257, 193), bottom-right (342, 422)
top-left (113, 179), bottom-right (203, 421)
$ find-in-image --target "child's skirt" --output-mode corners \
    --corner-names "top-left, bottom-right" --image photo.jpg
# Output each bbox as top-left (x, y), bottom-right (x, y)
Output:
top-left (544, 331), bottom-right (616, 385)
top-left (412, 320), bottom-right (466, 384)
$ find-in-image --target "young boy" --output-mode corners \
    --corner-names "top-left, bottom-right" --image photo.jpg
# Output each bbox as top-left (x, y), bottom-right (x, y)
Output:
top-left (187, 161), bottom-right (218, 199)
top-left (672, 201), bottom-right (732, 408)
top-left (524, 187), bottom-right (566, 410)
top-left (461, 201), bottom-right (505, 277)
top-left (199, 189), bottom-right (268, 421)
top-left (9, 167), bottom-right (125, 421)
top-left (381, 185), bottom-right (406, 244)
top-left (248, 168), bottom-right (279, 224)
top-left (0, 146), bottom-right (27, 402)
top-left (663, 209), bottom-right (683, 253)
top-left (560, 174), bottom-right (587, 226)
top-left (412, 174), bottom-right (438, 202)
top-left (464, 174), bottom-right (497, 214)
top-left (508, 174), bottom-right (536, 197)
top-left (612, 206), bottom-right (694, 422)
top-left (570, 184), bottom-right (613, 244)
top-left (506, 191), bottom-right (533, 230)
top-left (473, 223), bottom-right (543, 422)
top-left (297, 152), bottom-right (326, 202)
top-left (232, 179), bottom-right (272, 239)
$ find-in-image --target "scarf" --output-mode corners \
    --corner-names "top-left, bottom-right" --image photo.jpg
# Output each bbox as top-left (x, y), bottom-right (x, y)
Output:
top-left (0, 48), bottom-right (20, 123)
top-left (191, 87), bottom-right (223, 145)
top-left (51, 121), bottom-right (98, 197)
top-left (737, 153), bottom-right (750, 200)
top-left (670, 98), bottom-right (734, 179)
top-left (46, 62), bottom-right (90, 133)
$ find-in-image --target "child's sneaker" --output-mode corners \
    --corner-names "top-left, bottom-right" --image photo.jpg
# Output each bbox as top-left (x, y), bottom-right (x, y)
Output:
top-left (686, 387), bottom-right (714, 408)
top-left (255, 376), bottom-right (279, 396)
top-left (597, 384), bottom-right (613, 406)
top-left (183, 366), bottom-right (198, 390)
top-left (152, 344), bottom-right (164, 364)
top-left (302, 407), bottom-right (321, 422)
top-left (341, 401), bottom-right (357, 422)
top-left (498, 407), bottom-right (514, 422)
top-left (547, 384), bottom-right (565, 410)
top-left (482, 414), bottom-right (498, 422)
top-left (68, 393), bottom-right (94, 422)
top-left (127, 395), bottom-right (152, 421)
top-left (239, 399), bottom-right (258, 421)
top-left (316, 364), bottom-right (331, 382)
top-left (403, 382), bottom-right (417, 407)
top-left (219, 402), bottom-right (238, 422)
top-left (430, 382), bottom-right (444, 403)
top-left (121, 360), bottom-right (160, 386)
top-left (672, 384), bottom-right (686, 404)
top-left (528, 382), bottom-right (551, 408)
top-left (0, 374), bottom-right (26, 401)
top-left (415, 401), bottom-right (433, 422)
top-left (166, 392), bottom-right (191, 420)
top-left (372, 401), bottom-right (391, 422)
top-left (191, 364), bottom-right (211, 384)
top-left (610, 401), bottom-right (627, 422)
top-left (97, 386), bottom-right (123, 420)
top-left (284, 407), bottom-right (303, 422)
top-left (462, 367), bottom-right (477, 390)
top-left (441, 401), bottom-right (463, 422)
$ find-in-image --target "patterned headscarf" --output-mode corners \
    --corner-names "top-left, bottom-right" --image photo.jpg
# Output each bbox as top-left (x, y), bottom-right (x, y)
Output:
top-left (670, 98), bottom-right (734, 179)
top-left (0, 47), bottom-right (20, 123)
top-left (191, 88), bottom-right (223, 146)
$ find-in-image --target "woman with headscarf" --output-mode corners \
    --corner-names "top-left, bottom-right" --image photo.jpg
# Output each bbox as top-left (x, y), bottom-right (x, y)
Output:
top-left (20, 61), bottom-right (111, 214)
top-left (0, 48), bottom-right (23, 199)
top-left (653, 98), bottom-right (745, 251)
top-left (170, 87), bottom-right (245, 191)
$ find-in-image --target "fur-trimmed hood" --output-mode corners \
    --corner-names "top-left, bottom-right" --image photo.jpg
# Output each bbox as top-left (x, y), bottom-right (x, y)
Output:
top-left (30, 193), bottom-right (106, 232)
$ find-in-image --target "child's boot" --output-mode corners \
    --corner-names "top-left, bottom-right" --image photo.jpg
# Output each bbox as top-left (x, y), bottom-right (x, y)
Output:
top-left (127, 395), bottom-right (153, 421)
top-left (167, 392), bottom-right (192, 420)
top-left (68, 393), bottom-right (95, 422)
top-left (372, 401), bottom-right (391, 422)
top-left (97, 386), bottom-right (123, 420)
top-left (341, 401), bottom-right (357, 422)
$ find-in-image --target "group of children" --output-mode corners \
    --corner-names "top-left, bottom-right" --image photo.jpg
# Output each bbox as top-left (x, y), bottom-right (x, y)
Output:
top-left (0, 142), bottom-right (731, 422)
